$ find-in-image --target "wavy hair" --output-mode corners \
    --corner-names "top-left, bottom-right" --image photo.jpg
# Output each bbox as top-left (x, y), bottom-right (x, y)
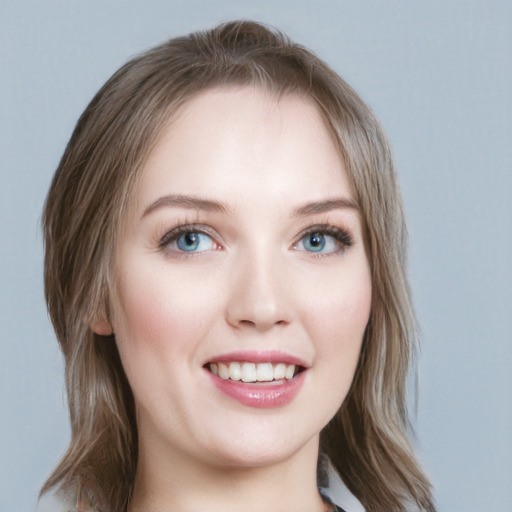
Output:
top-left (42, 20), bottom-right (435, 512)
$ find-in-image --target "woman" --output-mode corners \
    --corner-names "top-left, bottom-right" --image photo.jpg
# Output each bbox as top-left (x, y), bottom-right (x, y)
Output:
top-left (40, 20), bottom-right (435, 512)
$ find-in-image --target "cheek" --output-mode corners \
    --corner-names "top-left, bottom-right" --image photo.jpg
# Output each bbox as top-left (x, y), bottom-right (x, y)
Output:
top-left (112, 261), bottom-right (222, 363)
top-left (297, 261), bottom-right (371, 424)
top-left (303, 262), bottom-right (372, 360)
top-left (118, 285), bottom-right (167, 345)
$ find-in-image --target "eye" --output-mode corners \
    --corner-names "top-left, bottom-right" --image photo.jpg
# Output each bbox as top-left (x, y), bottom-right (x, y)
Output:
top-left (294, 226), bottom-right (352, 255)
top-left (175, 232), bottom-right (215, 252)
top-left (159, 225), bottom-right (220, 255)
top-left (297, 232), bottom-right (338, 253)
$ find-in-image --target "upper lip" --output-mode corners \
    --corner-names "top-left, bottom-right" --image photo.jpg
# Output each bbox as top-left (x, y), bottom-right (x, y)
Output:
top-left (204, 350), bottom-right (310, 368)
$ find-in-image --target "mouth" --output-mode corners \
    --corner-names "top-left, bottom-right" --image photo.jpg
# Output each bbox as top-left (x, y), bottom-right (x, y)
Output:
top-left (205, 361), bottom-right (305, 383)
top-left (203, 351), bottom-right (308, 408)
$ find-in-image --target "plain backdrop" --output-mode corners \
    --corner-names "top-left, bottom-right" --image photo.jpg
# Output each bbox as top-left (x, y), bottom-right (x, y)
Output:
top-left (0, 1), bottom-right (510, 511)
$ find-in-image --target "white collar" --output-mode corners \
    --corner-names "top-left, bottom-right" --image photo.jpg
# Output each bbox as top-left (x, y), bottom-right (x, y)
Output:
top-left (320, 458), bottom-right (366, 512)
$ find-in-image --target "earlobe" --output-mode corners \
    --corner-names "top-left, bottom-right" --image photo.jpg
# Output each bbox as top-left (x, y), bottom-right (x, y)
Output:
top-left (90, 318), bottom-right (114, 336)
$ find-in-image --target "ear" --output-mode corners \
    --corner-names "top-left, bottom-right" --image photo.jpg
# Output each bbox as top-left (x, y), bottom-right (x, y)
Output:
top-left (90, 318), bottom-right (114, 336)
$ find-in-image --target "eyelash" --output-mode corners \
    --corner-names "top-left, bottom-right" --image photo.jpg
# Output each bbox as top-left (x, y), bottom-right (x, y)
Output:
top-left (158, 223), bottom-right (219, 255)
top-left (294, 224), bottom-right (353, 257)
top-left (158, 222), bottom-right (353, 257)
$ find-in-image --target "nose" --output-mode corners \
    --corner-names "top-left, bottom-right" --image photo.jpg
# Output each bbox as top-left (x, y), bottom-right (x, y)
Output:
top-left (225, 250), bottom-right (292, 332)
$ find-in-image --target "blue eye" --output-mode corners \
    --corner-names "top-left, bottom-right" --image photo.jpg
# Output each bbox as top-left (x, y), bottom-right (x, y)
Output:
top-left (303, 232), bottom-right (326, 252)
top-left (160, 226), bottom-right (219, 255)
top-left (295, 228), bottom-right (351, 255)
top-left (175, 231), bottom-right (215, 252)
top-left (299, 232), bottom-right (337, 253)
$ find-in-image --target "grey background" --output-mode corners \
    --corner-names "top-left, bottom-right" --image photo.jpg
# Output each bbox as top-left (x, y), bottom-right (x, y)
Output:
top-left (1, 1), bottom-right (510, 511)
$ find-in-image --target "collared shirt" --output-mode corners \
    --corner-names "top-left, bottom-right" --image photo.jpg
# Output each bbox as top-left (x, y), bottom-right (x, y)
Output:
top-left (321, 457), bottom-right (365, 512)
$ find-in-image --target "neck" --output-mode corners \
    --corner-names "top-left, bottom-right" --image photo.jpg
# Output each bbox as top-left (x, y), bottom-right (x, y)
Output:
top-left (128, 435), bottom-right (329, 512)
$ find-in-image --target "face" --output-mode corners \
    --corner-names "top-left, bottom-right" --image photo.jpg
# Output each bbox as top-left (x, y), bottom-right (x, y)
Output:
top-left (106, 87), bottom-right (371, 470)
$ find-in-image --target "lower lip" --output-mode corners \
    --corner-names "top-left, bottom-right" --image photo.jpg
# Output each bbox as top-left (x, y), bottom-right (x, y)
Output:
top-left (206, 370), bottom-right (306, 408)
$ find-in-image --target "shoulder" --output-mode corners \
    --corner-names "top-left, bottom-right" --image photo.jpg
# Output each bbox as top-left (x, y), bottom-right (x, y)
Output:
top-left (320, 458), bottom-right (366, 512)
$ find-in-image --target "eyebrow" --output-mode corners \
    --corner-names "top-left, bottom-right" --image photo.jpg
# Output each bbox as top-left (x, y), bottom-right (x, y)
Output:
top-left (142, 194), bottom-right (231, 218)
top-left (142, 194), bottom-right (359, 219)
top-left (293, 198), bottom-right (359, 216)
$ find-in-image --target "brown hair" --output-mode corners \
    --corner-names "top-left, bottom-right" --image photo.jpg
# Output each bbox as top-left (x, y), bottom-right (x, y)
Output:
top-left (42, 20), bottom-right (435, 512)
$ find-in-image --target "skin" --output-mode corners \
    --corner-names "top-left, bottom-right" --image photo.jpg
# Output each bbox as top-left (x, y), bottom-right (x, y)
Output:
top-left (93, 86), bottom-right (372, 512)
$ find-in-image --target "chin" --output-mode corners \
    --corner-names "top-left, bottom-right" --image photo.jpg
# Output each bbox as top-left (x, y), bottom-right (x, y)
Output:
top-left (199, 426), bottom-right (319, 470)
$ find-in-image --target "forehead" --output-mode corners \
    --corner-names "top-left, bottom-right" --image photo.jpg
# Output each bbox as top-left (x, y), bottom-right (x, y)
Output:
top-left (131, 86), bottom-right (352, 215)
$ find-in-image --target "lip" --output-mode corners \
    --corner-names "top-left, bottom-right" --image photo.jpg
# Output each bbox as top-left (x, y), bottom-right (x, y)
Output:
top-left (205, 350), bottom-right (310, 367)
top-left (205, 368), bottom-right (307, 408)
top-left (203, 350), bottom-right (309, 408)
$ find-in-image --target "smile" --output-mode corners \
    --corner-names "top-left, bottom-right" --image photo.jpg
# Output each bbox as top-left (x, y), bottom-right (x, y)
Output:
top-left (204, 352), bottom-right (308, 408)
top-left (208, 362), bottom-right (301, 383)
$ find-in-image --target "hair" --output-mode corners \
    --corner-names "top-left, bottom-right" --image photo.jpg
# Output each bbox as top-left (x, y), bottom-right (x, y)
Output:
top-left (42, 20), bottom-right (435, 512)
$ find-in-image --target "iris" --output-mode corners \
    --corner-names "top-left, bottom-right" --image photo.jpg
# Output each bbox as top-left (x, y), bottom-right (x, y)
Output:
top-left (303, 232), bottom-right (326, 252)
top-left (176, 232), bottom-right (213, 252)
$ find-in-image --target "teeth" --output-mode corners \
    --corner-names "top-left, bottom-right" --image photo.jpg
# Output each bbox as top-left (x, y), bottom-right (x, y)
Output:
top-left (285, 364), bottom-right (295, 380)
top-left (209, 362), bottom-right (298, 383)
top-left (256, 363), bottom-right (273, 382)
top-left (241, 363), bottom-right (257, 382)
top-left (218, 363), bottom-right (230, 380)
top-left (274, 363), bottom-right (286, 380)
top-left (229, 362), bottom-right (241, 381)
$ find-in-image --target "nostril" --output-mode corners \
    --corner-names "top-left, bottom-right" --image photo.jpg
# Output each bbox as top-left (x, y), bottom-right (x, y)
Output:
top-left (232, 317), bottom-right (288, 331)
top-left (238, 319), bottom-right (256, 327)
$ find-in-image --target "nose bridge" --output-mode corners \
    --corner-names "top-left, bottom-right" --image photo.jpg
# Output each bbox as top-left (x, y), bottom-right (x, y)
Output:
top-left (226, 241), bottom-right (291, 331)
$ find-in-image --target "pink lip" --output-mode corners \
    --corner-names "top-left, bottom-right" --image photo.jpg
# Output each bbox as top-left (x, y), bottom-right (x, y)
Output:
top-left (206, 350), bottom-right (309, 367)
top-left (203, 350), bottom-right (309, 408)
top-left (205, 369), bottom-right (306, 408)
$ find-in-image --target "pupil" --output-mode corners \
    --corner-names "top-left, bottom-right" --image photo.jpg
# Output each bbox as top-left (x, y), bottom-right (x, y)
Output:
top-left (184, 232), bottom-right (198, 247)
top-left (310, 233), bottom-right (323, 247)
top-left (176, 232), bottom-right (201, 251)
top-left (305, 232), bottom-right (326, 252)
